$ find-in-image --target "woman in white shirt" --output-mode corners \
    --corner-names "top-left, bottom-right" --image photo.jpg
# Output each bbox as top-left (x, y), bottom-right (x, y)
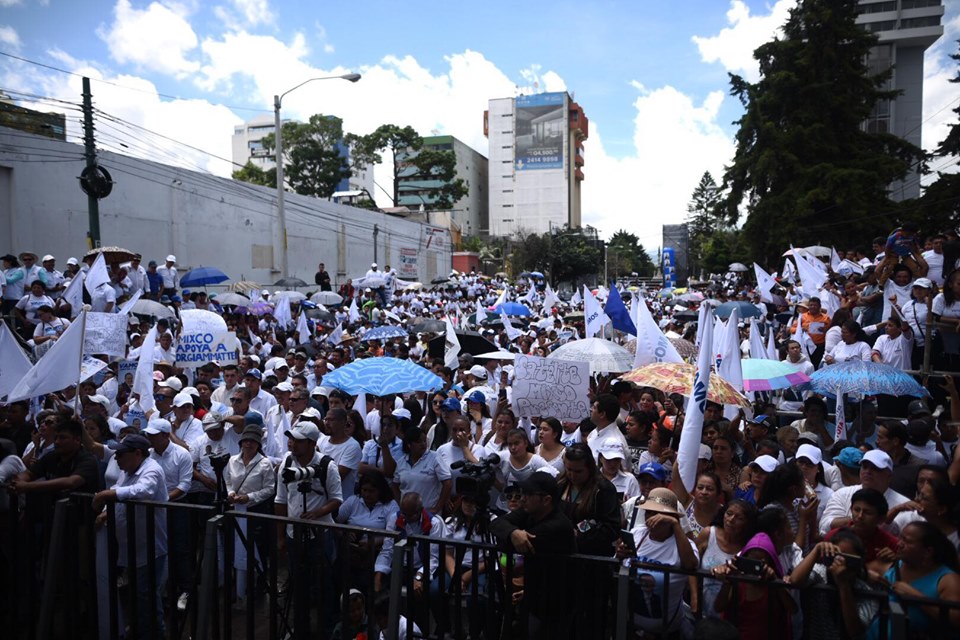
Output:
top-left (495, 428), bottom-right (555, 510)
top-left (823, 308), bottom-right (852, 356)
top-left (901, 278), bottom-right (934, 369)
top-left (933, 269), bottom-right (960, 369)
top-left (534, 417), bottom-right (566, 473)
top-left (823, 320), bottom-right (871, 365)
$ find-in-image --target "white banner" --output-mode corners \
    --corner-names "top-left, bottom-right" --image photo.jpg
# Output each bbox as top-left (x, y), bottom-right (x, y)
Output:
top-left (83, 312), bottom-right (128, 357)
top-left (175, 331), bottom-right (239, 369)
top-left (512, 355), bottom-right (590, 423)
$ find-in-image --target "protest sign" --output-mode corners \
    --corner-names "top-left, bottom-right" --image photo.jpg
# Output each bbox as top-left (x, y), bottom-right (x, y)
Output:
top-left (83, 312), bottom-right (128, 357)
top-left (175, 331), bottom-right (239, 368)
top-left (118, 359), bottom-right (138, 388)
top-left (512, 354), bottom-right (590, 423)
top-left (79, 355), bottom-right (108, 383)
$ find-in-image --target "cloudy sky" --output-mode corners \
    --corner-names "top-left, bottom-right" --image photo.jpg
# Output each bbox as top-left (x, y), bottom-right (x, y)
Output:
top-left (1, 0), bottom-right (958, 248)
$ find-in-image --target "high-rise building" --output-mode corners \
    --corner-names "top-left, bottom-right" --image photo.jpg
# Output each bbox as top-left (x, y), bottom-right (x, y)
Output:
top-left (857, 0), bottom-right (945, 200)
top-left (230, 115), bottom-right (374, 196)
top-left (484, 91), bottom-right (588, 237)
top-left (395, 135), bottom-right (489, 237)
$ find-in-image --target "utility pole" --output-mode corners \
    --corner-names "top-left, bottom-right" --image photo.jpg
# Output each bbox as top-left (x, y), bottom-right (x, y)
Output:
top-left (81, 77), bottom-right (101, 248)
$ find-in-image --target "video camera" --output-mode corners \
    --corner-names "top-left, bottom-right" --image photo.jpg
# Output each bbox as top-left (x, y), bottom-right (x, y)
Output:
top-left (204, 446), bottom-right (230, 474)
top-left (451, 453), bottom-right (500, 509)
top-left (281, 462), bottom-right (325, 484)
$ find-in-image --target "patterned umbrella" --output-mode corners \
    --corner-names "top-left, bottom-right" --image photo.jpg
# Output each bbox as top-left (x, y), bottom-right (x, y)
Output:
top-left (741, 359), bottom-right (811, 392)
top-left (361, 325), bottom-right (409, 342)
top-left (321, 357), bottom-right (443, 396)
top-left (807, 361), bottom-right (929, 398)
top-left (241, 301), bottom-right (274, 316)
top-left (626, 337), bottom-right (698, 360)
top-left (623, 363), bottom-right (751, 408)
top-left (229, 280), bottom-right (261, 293)
top-left (548, 338), bottom-right (635, 374)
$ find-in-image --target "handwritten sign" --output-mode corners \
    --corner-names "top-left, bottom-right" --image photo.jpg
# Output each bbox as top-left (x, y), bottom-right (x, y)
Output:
top-left (512, 354), bottom-right (590, 423)
top-left (83, 312), bottom-right (128, 357)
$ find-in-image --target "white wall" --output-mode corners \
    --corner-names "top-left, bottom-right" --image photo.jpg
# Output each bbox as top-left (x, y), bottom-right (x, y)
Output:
top-left (0, 127), bottom-right (451, 286)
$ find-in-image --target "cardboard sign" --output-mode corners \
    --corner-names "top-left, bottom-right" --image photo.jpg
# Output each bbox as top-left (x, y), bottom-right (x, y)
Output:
top-left (83, 312), bottom-right (128, 357)
top-left (512, 354), bottom-right (590, 423)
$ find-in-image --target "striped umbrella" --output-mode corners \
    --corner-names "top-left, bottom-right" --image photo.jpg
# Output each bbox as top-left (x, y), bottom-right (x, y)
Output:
top-left (623, 363), bottom-right (751, 408)
top-left (741, 359), bottom-right (811, 392)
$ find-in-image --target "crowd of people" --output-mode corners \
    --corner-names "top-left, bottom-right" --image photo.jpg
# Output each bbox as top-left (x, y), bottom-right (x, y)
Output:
top-left (2, 225), bottom-right (960, 640)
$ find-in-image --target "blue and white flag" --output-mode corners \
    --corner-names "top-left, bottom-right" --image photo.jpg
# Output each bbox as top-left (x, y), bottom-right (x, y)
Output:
top-left (631, 295), bottom-right (682, 367)
top-left (583, 286), bottom-right (609, 338)
top-left (677, 306), bottom-right (714, 494)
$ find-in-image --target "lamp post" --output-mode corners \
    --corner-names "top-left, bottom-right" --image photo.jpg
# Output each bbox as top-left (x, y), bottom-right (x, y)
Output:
top-left (274, 72), bottom-right (361, 276)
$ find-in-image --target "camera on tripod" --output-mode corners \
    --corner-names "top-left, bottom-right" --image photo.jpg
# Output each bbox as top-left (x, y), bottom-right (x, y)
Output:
top-left (281, 462), bottom-right (325, 484)
top-left (451, 453), bottom-right (500, 509)
top-left (208, 452), bottom-right (230, 474)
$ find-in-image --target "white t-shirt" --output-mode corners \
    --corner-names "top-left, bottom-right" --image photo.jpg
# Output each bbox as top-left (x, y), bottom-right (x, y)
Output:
top-left (872, 333), bottom-right (913, 370)
top-left (628, 523), bottom-right (700, 633)
top-left (923, 250), bottom-right (945, 287)
top-left (883, 280), bottom-right (914, 322)
top-left (826, 340), bottom-right (871, 364)
top-left (319, 437), bottom-right (362, 497)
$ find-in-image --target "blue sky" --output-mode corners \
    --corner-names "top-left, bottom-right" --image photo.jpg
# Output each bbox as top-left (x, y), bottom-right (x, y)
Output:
top-left (1, 0), bottom-right (958, 245)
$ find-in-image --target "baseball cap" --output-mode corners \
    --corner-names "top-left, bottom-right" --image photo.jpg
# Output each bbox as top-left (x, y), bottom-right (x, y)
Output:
top-left (201, 411), bottom-right (226, 431)
top-left (698, 443), bottom-right (713, 461)
top-left (166, 255), bottom-right (176, 263)
top-left (797, 431), bottom-right (821, 447)
top-left (391, 408), bottom-right (412, 421)
top-left (311, 386), bottom-right (331, 397)
top-left (466, 390), bottom-right (487, 404)
top-left (907, 399), bottom-right (931, 417)
top-left (750, 455), bottom-right (779, 473)
top-left (244, 369), bottom-right (262, 381)
top-left (598, 438), bottom-right (625, 461)
top-left (274, 381), bottom-right (294, 393)
top-left (371, 263), bottom-right (377, 268)
top-left (41, 254), bottom-right (55, 263)
top-left (66, 257), bottom-right (79, 266)
top-left (795, 444), bottom-right (823, 466)
top-left (114, 434), bottom-right (151, 454)
top-left (244, 412), bottom-right (265, 428)
top-left (637, 462), bottom-right (668, 482)
top-left (265, 357), bottom-right (286, 371)
top-left (285, 422), bottom-right (321, 441)
top-left (152, 370), bottom-right (165, 382)
top-left (517, 470), bottom-right (560, 500)
top-left (159, 377), bottom-right (183, 392)
top-left (173, 392), bottom-right (195, 408)
top-left (440, 398), bottom-right (461, 413)
top-left (467, 365), bottom-right (488, 380)
top-left (748, 415), bottom-right (776, 431)
top-left (143, 418), bottom-right (172, 435)
top-left (298, 407), bottom-right (323, 420)
top-left (86, 394), bottom-right (110, 408)
top-left (913, 278), bottom-right (933, 289)
top-left (835, 447), bottom-right (864, 469)
top-left (861, 449), bottom-right (893, 471)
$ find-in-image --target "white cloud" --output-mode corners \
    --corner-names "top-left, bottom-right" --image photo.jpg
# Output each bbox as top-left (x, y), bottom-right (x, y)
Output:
top-left (98, 0), bottom-right (200, 78)
top-left (692, 0), bottom-right (796, 82)
top-left (231, 0), bottom-right (273, 26)
top-left (0, 25), bottom-right (21, 49)
top-left (0, 0), bottom-right (23, 7)
top-left (923, 11), bottom-right (960, 164)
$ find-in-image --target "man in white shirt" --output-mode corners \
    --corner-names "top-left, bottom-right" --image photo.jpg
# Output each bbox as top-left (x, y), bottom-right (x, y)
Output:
top-left (158, 255), bottom-right (178, 296)
top-left (818, 450), bottom-right (911, 536)
top-left (242, 369), bottom-right (277, 416)
top-left (871, 317), bottom-right (913, 370)
top-left (922, 234), bottom-right (946, 287)
top-left (211, 364), bottom-right (240, 405)
top-left (124, 254), bottom-right (148, 296)
top-left (585, 394), bottom-right (632, 472)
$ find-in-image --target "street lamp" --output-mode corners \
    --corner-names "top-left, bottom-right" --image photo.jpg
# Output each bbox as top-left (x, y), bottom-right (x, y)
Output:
top-left (273, 72), bottom-right (361, 276)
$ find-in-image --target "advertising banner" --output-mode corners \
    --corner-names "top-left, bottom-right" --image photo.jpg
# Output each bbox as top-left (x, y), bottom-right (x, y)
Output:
top-left (515, 92), bottom-right (565, 171)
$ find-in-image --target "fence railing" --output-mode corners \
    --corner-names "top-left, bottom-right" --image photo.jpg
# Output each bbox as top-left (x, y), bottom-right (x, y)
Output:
top-left (3, 492), bottom-right (959, 640)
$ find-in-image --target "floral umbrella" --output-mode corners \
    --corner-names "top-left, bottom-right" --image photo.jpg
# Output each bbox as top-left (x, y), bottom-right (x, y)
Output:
top-left (623, 362), bottom-right (751, 408)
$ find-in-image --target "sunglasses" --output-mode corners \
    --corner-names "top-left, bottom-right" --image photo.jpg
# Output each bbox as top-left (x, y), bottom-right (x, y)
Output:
top-left (504, 492), bottom-right (522, 501)
top-left (154, 393), bottom-right (170, 401)
top-left (230, 398), bottom-right (244, 403)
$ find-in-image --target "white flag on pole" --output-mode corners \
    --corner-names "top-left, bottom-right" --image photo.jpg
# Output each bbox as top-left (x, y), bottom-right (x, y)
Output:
top-left (570, 289), bottom-right (582, 306)
top-left (118, 289), bottom-right (143, 316)
top-left (274, 295), bottom-right (293, 328)
top-left (500, 310), bottom-right (523, 341)
top-left (493, 288), bottom-right (507, 310)
top-left (7, 312), bottom-right (87, 403)
top-left (583, 286), bottom-right (609, 338)
top-left (327, 322), bottom-right (344, 346)
top-left (84, 253), bottom-right (110, 297)
top-left (749, 318), bottom-right (769, 360)
top-left (475, 300), bottom-right (488, 327)
top-left (543, 283), bottom-right (561, 310)
top-left (133, 327), bottom-right (158, 415)
top-left (348, 297), bottom-right (361, 324)
top-left (677, 307), bottom-right (714, 494)
top-left (715, 308), bottom-right (744, 420)
top-left (62, 272), bottom-right (86, 318)
top-left (753, 263), bottom-right (778, 304)
top-left (296, 312), bottom-right (311, 345)
top-left (631, 295), bottom-right (683, 367)
top-left (766, 324), bottom-right (778, 360)
top-left (444, 317), bottom-right (461, 368)
top-left (0, 322), bottom-right (33, 398)
top-left (791, 314), bottom-right (816, 358)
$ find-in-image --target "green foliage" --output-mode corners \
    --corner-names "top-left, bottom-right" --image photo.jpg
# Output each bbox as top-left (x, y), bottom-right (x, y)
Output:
top-left (549, 230), bottom-right (602, 285)
top-left (232, 161), bottom-right (275, 188)
top-left (254, 115), bottom-right (352, 199)
top-left (607, 229), bottom-right (656, 278)
top-left (685, 171), bottom-right (723, 275)
top-left (461, 236), bottom-right (485, 253)
top-left (918, 40), bottom-right (960, 231)
top-left (700, 229), bottom-right (750, 275)
top-left (718, 0), bottom-right (926, 266)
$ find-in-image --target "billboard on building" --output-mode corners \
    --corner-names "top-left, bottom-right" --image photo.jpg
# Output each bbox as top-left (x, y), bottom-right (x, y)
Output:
top-left (515, 92), bottom-right (565, 171)
top-left (662, 224), bottom-right (690, 285)
top-left (398, 248), bottom-right (419, 279)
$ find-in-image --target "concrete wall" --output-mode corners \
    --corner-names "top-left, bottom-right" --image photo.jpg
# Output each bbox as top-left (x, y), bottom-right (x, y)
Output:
top-left (0, 127), bottom-right (451, 286)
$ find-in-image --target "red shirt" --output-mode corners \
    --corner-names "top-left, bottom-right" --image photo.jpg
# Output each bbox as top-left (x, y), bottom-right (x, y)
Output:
top-left (826, 526), bottom-right (898, 562)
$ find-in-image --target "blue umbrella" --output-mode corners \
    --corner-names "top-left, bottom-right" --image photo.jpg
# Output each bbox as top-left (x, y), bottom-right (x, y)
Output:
top-left (493, 302), bottom-right (532, 317)
top-left (180, 266), bottom-right (229, 287)
top-left (715, 301), bottom-right (762, 320)
top-left (321, 357), bottom-right (443, 396)
top-left (529, 271), bottom-right (545, 279)
top-left (807, 361), bottom-right (929, 398)
top-left (361, 325), bottom-right (408, 342)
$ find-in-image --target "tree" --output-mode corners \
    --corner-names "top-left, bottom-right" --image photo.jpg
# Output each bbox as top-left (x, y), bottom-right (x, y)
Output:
top-left (258, 114), bottom-right (351, 199)
top-left (549, 230), bottom-right (602, 286)
top-left (607, 230), bottom-right (656, 279)
top-left (717, 0), bottom-right (926, 266)
top-left (685, 171), bottom-right (723, 276)
top-left (918, 40), bottom-right (960, 230)
top-left (232, 161), bottom-right (275, 188)
top-left (347, 125), bottom-right (468, 210)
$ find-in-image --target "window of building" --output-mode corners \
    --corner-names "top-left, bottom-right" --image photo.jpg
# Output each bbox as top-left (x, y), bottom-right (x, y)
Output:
top-left (900, 16), bottom-right (941, 29)
top-left (901, 0), bottom-right (942, 9)
top-left (860, 1), bottom-right (897, 14)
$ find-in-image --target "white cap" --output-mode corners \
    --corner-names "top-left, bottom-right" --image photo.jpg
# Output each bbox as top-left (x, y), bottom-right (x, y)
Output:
top-left (913, 278), bottom-right (933, 289)
top-left (172, 392), bottom-right (194, 408)
top-left (180, 386), bottom-right (199, 397)
top-left (298, 407), bottom-right (323, 420)
top-left (391, 408), bottom-right (412, 421)
top-left (861, 450), bottom-right (893, 471)
top-left (41, 254), bottom-right (55, 262)
top-left (311, 386), bottom-right (331, 397)
top-left (750, 455), bottom-right (779, 473)
top-left (796, 444), bottom-right (823, 465)
top-left (201, 411), bottom-right (226, 430)
top-left (274, 381), bottom-right (294, 393)
top-left (166, 255), bottom-right (177, 263)
top-left (265, 357), bottom-right (286, 371)
top-left (285, 422), bottom-right (321, 441)
top-left (66, 257), bottom-right (79, 266)
top-left (467, 364), bottom-right (488, 379)
top-left (143, 418), bottom-right (172, 435)
top-left (159, 377), bottom-right (183, 392)
top-left (598, 437), bottom-right (625, 461)
top-left (698, 443), bottom-right (713, 461)
top-left (371, 263), bottom-right (377, 268)
top-left (86, 394), bottom-right (110, 408)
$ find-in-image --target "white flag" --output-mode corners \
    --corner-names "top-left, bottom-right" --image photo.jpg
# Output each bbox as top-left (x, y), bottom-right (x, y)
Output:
top-left (830, 247), bottom-right (842, 272)
top-left (475, 300), bottom-right (488, 327)
top-left (118, 289), bottom-right (143, 316)
top-left (835, 395), bottom-right (847, 442)
top-left (570, 289), bottom-right (582, 306)
top-left (583, 286), bottom-right (609, 338)
top-left (795, 251), bottom-right (828, 298)
top-left (444, 317), bottom-right (461, 368)
top-left (766, 324), bottom-right (778, 360)
top-left (753, 263), bottom-right (778, 304)
top-left (0, 322), bottom-right (32, 398)
top-left (296, 312), bottom-right (311, 345)
top-left (348, 297), bottom-right (361, 324)
top-left (677, 307), bottom-right (714, 494)
top-left (62, 272), bottom-right (85, 318)
top-left (327, 322), bottom-right (344, 346)
top-left (791, 314), bottom-right (816, 358)
top-left (133, 327), bottom-right (158, 414)
top-left (715, 308), bottom-right (744, 420)
top-left (782, 258), bottom-right (798, 284)
top-left (84, 253), bottom-right (110, 297)
top-left (500, 310), bottom-right (523, 341)
top-left (522, 286), bottom-right (537, 306)
top-left (7, 312), bottom-right (87, 403)
top-left (493, 288), bottom-right (507, 310)
top-left (543, 283), bottom-right (561, 310)
top-left (274, 295), bottom-right (293, 328)
top-left (749, 318), bottom-right (768, 360)
top-left (632, 295), bottom-right (683, 367)
top-left (695, 301), bottom-right (711, 347)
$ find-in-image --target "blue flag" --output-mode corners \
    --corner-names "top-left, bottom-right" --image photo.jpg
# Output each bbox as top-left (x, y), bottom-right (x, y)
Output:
top-left (604, 283), bottom-right (637, 335)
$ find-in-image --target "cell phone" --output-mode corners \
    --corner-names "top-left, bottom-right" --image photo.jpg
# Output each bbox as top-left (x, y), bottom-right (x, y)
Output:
top-left (734, 556), bottom-right (765, 576)
top-left (839, 553), bottom-right (863, 573)
top-left (619, 529), bottom-right (636, 552)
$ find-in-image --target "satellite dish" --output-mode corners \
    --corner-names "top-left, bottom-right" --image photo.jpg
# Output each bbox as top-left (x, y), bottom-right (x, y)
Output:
top-left (79, 164), bottom-right (114, 199)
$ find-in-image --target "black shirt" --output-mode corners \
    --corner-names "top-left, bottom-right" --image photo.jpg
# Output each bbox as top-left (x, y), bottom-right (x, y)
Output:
top-left (32, 448), bottom-right (102, 495)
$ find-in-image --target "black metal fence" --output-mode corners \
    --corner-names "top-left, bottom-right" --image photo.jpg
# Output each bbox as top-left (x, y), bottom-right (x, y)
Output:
top-left (3, 492), bottom-right (959, 640)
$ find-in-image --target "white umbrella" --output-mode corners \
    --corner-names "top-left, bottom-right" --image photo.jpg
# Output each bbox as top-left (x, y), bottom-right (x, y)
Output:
top-left (802, 245), bottom-right (832, 258)
top-left (311, 291), bottom-right (343, 305)
top-left (474, 350), bottom-right (516, 361)
top-left (216, 292), bottom-right (251, 307)
top-left (548, 338), bottom-right (635, 374)
top-left (403, 282), bottom-right (423, 291)
top-left (274, 291), bottom-right (306, 302)
top-left (728, 263), bottom-right (749, 272)
top-left (130, 299), bottom-right (176, 319)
